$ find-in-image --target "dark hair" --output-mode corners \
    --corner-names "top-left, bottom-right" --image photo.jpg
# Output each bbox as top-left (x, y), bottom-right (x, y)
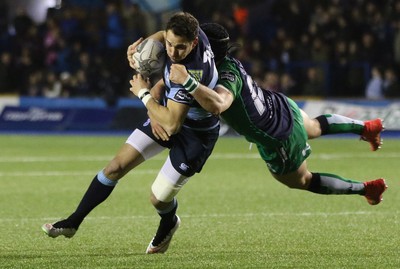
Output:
top-left (166, 12), bottom-right (199, 41)
top-left (200, 23), bottom-right (230, 62)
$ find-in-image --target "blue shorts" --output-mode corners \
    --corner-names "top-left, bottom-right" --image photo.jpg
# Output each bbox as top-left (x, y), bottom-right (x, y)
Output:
top-left (137, 120), bottom-right (220, 177)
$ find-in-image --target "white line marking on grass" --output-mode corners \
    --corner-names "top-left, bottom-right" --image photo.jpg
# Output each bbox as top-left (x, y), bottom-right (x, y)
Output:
top-left (1, 152), bottom-right (400, 163)
top-left (311, 153), bottom-right (400, 160)
top-left (0, 156), bottom-right (113, 163)
top-left (0, 169), bottom-right (159, 177)
top-left (1, 211), bottom-right (396, 223)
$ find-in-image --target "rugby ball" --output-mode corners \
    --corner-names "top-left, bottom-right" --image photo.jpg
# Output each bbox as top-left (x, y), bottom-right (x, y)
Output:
top-left (132, 38), bottom-right (166, 77)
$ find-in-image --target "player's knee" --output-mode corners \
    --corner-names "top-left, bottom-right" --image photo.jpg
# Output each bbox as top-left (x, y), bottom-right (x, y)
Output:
top-left (275, 175), bottom-right (310, 190)
top-left (103, 158), bottom-right (127, 180)
top-left (150, 192), bottom-right (176, 212)
top-left (150, 192), bottom-right (161, 207)
top-left (285, 181), bottom-right (308, 190)
top-left (151, 172), bottom-right (181, 203)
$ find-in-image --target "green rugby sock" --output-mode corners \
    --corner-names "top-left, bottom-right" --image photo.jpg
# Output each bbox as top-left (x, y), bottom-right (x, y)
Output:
top-left (308, 172), bottom-right (364, 195)
top-left (316, 114), bottom-right (364, 135)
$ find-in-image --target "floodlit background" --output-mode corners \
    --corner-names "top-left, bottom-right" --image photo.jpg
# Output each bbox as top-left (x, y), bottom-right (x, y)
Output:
top-left (0, 2), bottom-right (399, 268)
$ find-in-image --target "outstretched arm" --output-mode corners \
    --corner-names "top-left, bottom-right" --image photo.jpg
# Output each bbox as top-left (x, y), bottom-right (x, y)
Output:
top-left (169, 64), bottom-right (234, 115)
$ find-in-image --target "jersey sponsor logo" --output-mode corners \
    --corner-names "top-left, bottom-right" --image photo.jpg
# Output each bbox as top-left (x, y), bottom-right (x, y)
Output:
top-left (302, 143), bottom-right (311, 156)
top-left (179, 162), bottom-right (190, 172)
top-left (220, 71), bottom-right (236, 82)
top-left (174, 89), bottom-right (194, 102)
top-left (188, 69), bottom-right (203, 81)
top-left (143, 118), bottom-right (151, 126)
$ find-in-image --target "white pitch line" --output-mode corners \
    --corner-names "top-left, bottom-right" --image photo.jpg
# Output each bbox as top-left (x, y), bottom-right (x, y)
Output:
top-left (0, 152), bottom-right (400, 163)
top-left (0, 169), bottom-right (159, 177)
top-left (0, 211), bottom-right (395, 223)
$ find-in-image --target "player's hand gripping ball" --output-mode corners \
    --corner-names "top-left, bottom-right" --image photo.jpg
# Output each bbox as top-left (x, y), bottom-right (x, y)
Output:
top-left (132, 39), bottom-right (166, 77)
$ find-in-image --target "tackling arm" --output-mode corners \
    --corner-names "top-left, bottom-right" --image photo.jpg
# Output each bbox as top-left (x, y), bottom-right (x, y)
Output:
top-left (169, 63), bottom-right (234, 115)
top-left (191, 84), bottom-right (233, 115)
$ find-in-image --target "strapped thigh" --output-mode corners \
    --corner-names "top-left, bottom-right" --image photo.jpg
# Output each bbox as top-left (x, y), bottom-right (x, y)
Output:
top-left (151, 156), bottom-right (189, 202)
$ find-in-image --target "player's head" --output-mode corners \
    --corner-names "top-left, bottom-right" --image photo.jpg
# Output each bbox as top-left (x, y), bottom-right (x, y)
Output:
top-left (165, 12), bottom-right (199, 63)
top-left (200, 23), bottom-right (229, 63)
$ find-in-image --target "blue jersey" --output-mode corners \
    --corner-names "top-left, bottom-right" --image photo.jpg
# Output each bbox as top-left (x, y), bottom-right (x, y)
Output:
top-left (163, 28), bottom-right (219, 131)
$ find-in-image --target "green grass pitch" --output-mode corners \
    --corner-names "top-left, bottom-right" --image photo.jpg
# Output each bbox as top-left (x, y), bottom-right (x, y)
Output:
top-left (0, 135), bottom-right (399, 268)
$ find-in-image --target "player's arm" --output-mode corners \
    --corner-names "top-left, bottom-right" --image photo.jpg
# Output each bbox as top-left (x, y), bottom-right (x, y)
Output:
top-left (130, 74), bottom-right (189, 136)
top-left (190, 84), bottom-right (233, 115)
top-left (169, 64), bottom-right (233, 115)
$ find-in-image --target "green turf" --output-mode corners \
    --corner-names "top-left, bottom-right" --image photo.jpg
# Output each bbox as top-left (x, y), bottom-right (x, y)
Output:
top-left (0, 135), bottom-right (399, 268)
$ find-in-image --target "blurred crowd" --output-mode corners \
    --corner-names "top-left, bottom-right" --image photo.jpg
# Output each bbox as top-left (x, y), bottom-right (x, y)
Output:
top-left (185, 0), bottom-right (400, 98)
top-left (0, 0), bottom-right (400, 102)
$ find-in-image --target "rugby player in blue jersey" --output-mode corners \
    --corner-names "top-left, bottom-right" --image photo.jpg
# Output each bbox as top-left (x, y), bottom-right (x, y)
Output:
top-left (42, 12), bottom-right (219, 254)
top-left (169, 23), bottom-right (387, 206)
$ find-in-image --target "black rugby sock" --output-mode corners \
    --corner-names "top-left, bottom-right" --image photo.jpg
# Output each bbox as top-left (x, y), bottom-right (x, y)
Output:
top-left (152, 199), bottom-right (178, 245)
top-left (66, 175), bottom-right (115, 228)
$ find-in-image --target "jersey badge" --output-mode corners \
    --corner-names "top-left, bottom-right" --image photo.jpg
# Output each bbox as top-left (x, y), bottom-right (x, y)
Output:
top-left (188, 70), bottom-right (203, 81)
top-left (220, 71), bottom-right (236, 82)
top-left (174, 89), bottom-right (194, 102)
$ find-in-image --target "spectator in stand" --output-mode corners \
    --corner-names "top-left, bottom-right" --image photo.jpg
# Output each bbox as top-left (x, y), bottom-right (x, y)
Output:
top-left (365, 66), bottom-right (384, 100)
top-left (393, 19), bottom-right (400, 66)
top-left (43, 70), bottom-right (62, 98)
top-left (262, 71), bottom-right (279, 92)
top-left (43, 18), bottom-right (61, 68)
top-left (58, 6), bottom-right (79, 41)
top-left (0, 0), bottom-right (399, 98)
top-left (0, 51), bottom-right (16, 93)
top-left (302, 66), bottom-right (325, 97)
top-left (331, 40), bottom-right (350, 97)
top-left (104, 2), bottom-right (126, 97)
top-left (13, 7), bottom-right (34, 40)
top-left (346, 40), bottom-right (366, 96)
top-left (123, 3), bottom-right (149, 43)
top-left (52, 37), bottom-right (71, 74)
top-left (73, 69), bottom-right (91, 96)
top-left (15, 47), bottom-right (34, 95)
top-left (280, 72), bottom-right (299, 96)
top-left (383, 67), bottom-right (400, 98)
top-left (294, 33), bottom-right (312, 61)
top-left (26, 70), bottom-right (44, 97)
top-left (359, 32), bottom-right (379, 65)
top-left (232, 2), bottom-right (248, 32)
top-left (310, 37), bottom-right (330, 63)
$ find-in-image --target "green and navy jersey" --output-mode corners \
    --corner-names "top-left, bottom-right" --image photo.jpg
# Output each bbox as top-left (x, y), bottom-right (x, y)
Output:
top-left (217, 56), bottom-right (293, 145)
top-left (163, 28), bottom-right (219, 131)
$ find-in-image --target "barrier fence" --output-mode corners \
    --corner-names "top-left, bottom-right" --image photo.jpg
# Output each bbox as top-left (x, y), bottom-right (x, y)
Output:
top-left (0, 97), bottom-right (399, 134)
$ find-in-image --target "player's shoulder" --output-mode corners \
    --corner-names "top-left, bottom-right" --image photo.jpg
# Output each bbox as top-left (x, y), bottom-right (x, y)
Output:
top-left (218, 57), bottom-right (241, 79)
top-left (188, 29), bottom-right (212, 67)
top-left (184, 28), bottom-right (217, 84)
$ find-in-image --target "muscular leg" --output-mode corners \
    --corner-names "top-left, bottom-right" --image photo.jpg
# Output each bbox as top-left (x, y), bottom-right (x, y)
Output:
top-left (301, 110), bottom-right (323, 139)
top-left (44, 129), bottom-right (165, 233)
top-left (148, 156), bottom-right (188, 247)
top-left (271, 160), bottom-right (364, 195)
top-left (301, 110), bottom-right (365, 139)
top-left (56, 144), bottom-right (146, 229)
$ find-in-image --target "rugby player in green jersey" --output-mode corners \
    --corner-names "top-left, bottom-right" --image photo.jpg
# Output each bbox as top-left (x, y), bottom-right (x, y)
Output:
top-left (169, 23), bottom-right (387, 205)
